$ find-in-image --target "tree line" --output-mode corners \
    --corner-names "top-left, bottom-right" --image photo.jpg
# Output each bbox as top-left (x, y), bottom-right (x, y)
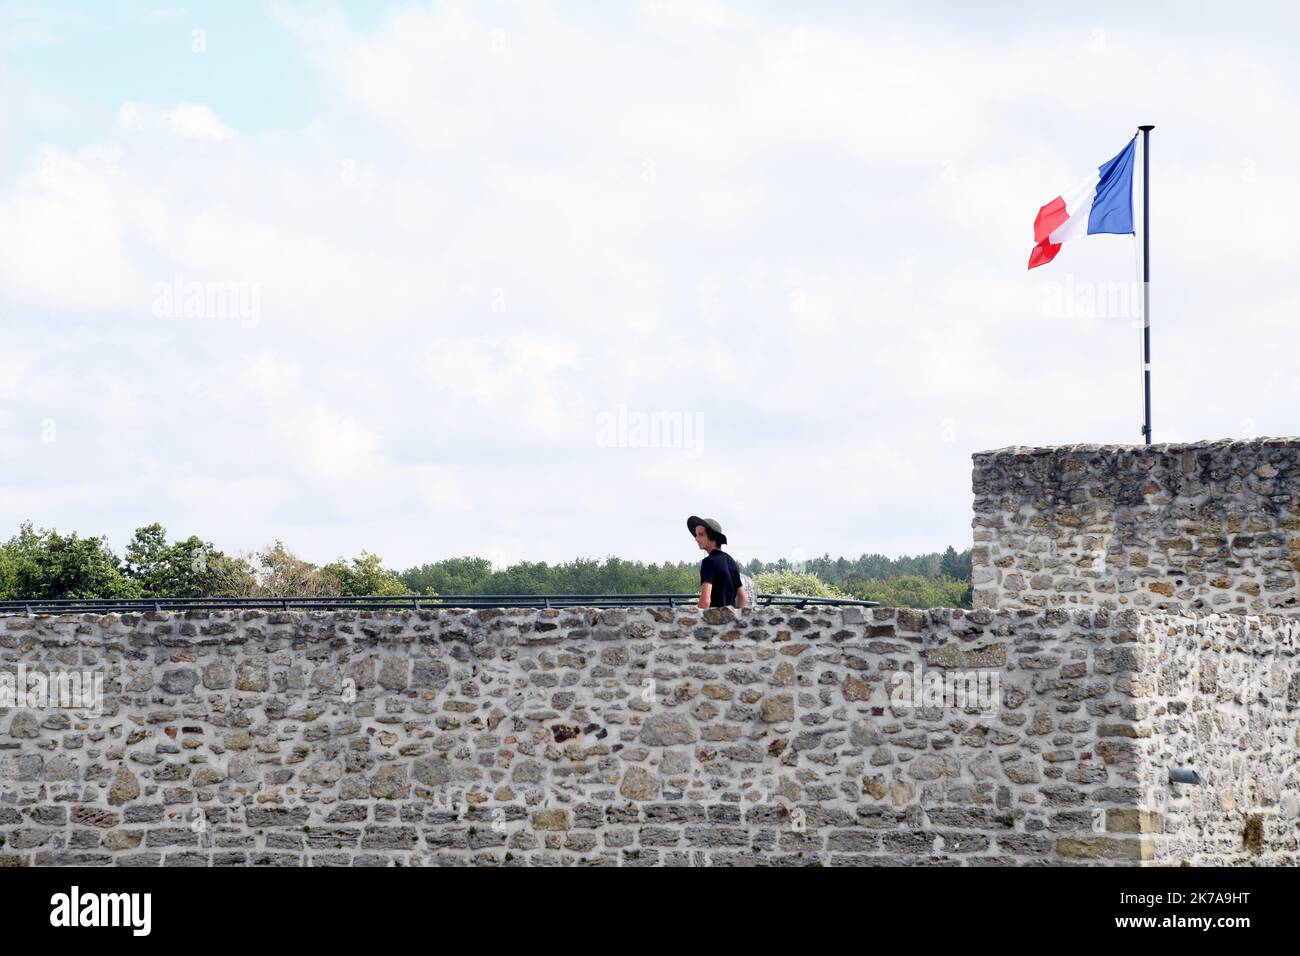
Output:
top-left (0, 521), bottom-right (973, 609)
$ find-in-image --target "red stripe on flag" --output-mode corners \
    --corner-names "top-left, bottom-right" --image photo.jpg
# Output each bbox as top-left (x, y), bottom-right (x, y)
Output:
top-left (1028, 239), bottom-right (1061, 270)
top-left (1033, 195), bottom-right (1069, 244)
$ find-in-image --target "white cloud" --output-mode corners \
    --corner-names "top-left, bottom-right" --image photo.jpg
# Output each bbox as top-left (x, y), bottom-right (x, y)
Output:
top-left (4, 1), bottom-right (1300, 569)
top-left (0, 4), bottom-right (94, 50)
top-left (166, 103), bottom-right (236, 140)
top-left (0, 146), bottom-right (140, 311)
top-left (416, 334), bottom-right (591, 448)
top-left (136, 7), bottom-right (190, 25)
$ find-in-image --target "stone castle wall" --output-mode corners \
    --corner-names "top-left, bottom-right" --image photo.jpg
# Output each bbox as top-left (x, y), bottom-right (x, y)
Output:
top-left (972, 438), bottom-right (1300, 615)
top-left (1134, 610), bottom-right (1300, 864)
top-left (2, 436), bottom-right (1297, 866)
top-left (1, 603), bottom-right (1293, 866)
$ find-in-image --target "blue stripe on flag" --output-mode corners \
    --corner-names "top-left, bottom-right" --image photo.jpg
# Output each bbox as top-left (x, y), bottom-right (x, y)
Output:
top-left (1087, 137), bottom-right (1136, 235)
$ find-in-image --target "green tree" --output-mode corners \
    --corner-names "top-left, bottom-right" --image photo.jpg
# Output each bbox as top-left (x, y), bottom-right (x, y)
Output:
top-left (400, 557), bottom-right (494, 595)
top-left (204, 541), bottom-right (332, 597)
top-left (123, 523), bottom-right (224, 597)
top-left (4, 521), bottom-right (140, 600)
top-left (843, 574), bottom-right (971, 609)
top-left (206, 553), bottom-right (260, 597)
top-left (253, 541), bottom-right (333, 596)
top-left (0, 545), bottom-right (18, 600)
top-left (939, 546), bottom-right (972, 581)
top-left (753, 570), bottom-right (846, 599)
top-left (399, 556), bottom-right (698, 597)
top-left (745, 547), bottom-right (972, 584)
top-left (321, 552), bottom-right (410, 596)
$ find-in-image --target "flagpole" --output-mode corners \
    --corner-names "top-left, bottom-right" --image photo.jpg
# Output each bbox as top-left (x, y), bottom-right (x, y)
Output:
top-left (1139, 124), bottom-right (1153, 445)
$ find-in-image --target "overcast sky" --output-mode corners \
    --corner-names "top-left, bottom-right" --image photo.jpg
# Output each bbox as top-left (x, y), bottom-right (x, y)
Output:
top-left (1, 0), bottom-right (1298, 571)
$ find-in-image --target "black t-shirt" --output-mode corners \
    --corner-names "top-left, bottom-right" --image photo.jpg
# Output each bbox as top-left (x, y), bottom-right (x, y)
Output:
top-left (699, 549), bottom-right (741, 608)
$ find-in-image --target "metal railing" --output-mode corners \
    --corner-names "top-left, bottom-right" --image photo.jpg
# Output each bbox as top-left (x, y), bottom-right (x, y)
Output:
top-left (0, 593), bottom-right (878, 616)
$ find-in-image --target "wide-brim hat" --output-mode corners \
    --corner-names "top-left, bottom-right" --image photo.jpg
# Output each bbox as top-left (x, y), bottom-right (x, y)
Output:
top-left (687, 515), bottom-right (727, 546)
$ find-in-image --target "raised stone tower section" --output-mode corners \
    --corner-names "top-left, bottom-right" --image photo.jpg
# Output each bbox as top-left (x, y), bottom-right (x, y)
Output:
top-left (971, 438), bottom-right (1300, 615)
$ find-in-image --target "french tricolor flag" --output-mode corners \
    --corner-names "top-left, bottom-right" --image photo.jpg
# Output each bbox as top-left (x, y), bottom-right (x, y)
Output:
top-left (1028, 137), bottom-right (1138, 269)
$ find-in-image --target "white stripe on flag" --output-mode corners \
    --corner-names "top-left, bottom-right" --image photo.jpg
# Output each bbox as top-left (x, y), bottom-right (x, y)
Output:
top-left (1047, 171), bottom-right (1101, 245)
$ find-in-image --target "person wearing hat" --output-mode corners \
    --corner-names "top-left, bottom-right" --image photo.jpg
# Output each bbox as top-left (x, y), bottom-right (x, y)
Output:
top-left (687, 516), bottom-right (748, 609)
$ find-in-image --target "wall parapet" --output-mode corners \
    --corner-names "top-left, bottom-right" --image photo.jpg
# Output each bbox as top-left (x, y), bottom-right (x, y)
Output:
top-left (972, 436), bottom-right (1300, 616)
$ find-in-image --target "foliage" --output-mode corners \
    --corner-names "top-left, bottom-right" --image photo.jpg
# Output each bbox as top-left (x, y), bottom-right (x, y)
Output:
top-left (753, 570), bottom-right (847, 599)
top-left (745, 548), bottom-right (973, 585)
top-left (2, 521), bottom-right (140, 600)
top-left (0, 546), bottom-right (18, 601)
top-left (842, 574), bottom-right (972, 609)
top-left (247, 541), bottom-right (334, 597)
top-left (321, 551), bottom-right (410, 596)
top-left (0, 518), bottom-right (974, 607)
top-left (206, 553), bottom-right (260, 597)
top-left (399, 557), bottom-right (494, 596)
top-left (123, 522), bottom-right (224, 597)
top-left (939, 545), bottom-right (972, 581)
top-left (399, 556), bottom-right (696, 596)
